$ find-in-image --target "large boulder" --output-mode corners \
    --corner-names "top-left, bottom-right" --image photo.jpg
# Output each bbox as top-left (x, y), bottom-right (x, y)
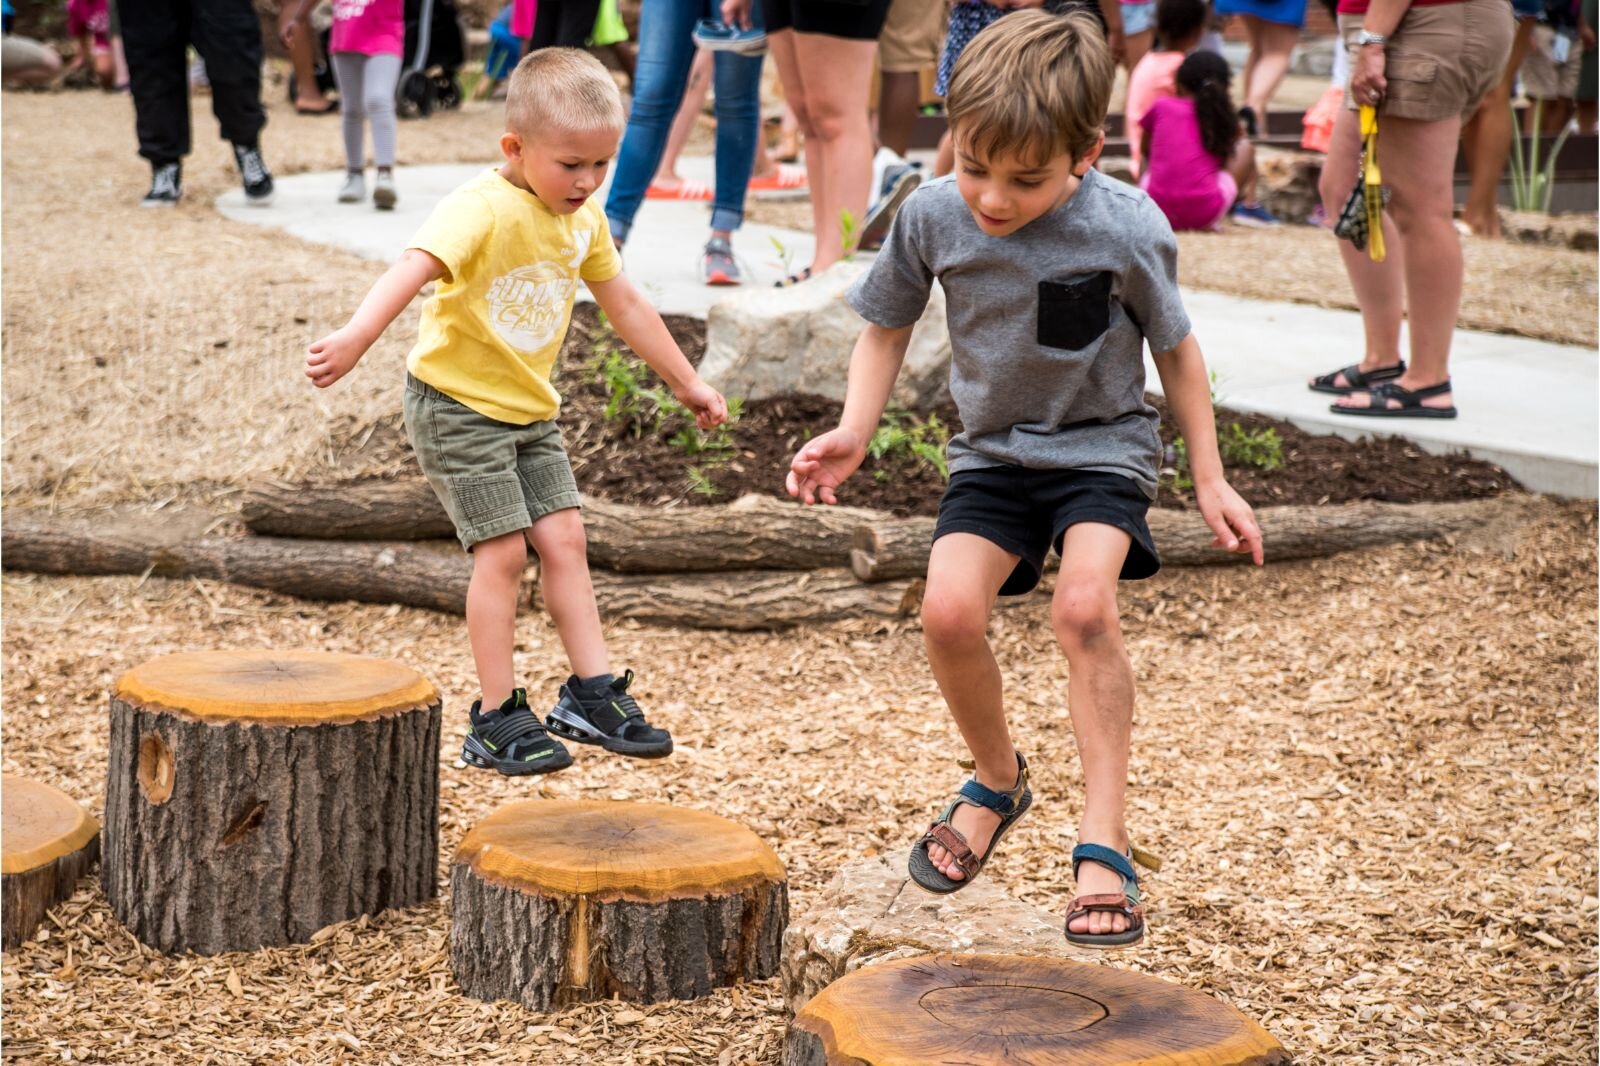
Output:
top-left (780, 855), bottom-right (1092, 1014)
top-left (698, 260), bottom-right (951, 408)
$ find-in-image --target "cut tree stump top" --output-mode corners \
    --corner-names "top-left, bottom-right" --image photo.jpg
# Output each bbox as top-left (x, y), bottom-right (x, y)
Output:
top-left (791, 954), bottom-right (1288, 1066)
top-left (2, 775), bottom-right (100, 875)
top-left (115, 649), bottom-right (438, 725)
top-left (456, 800), bottom-right (786, 902)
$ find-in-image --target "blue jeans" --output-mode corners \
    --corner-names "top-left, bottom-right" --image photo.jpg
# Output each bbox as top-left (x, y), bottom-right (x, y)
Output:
top-left (605, 0), bottom-right (763, 241)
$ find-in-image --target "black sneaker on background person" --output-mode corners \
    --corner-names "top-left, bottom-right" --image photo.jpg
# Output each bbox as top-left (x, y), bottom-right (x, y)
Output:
top-left (545, 669), bottom-right (673, 758)
top-left (1238, 105), bottom-right (1259, 139)
top-left (141, 162), bottom-right (182, 208)
top-left (232, 143), bottom-right (274, 206)
top-left (461, 688), bottom-right (573, 775)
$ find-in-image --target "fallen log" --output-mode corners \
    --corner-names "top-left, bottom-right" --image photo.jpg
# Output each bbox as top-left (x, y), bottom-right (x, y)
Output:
top-left (586, 569), bottom-right (924, 631)
top-left (241, 479), bottom-right (452, 540)
top-left (850, 496), bottom-right (1536, 581)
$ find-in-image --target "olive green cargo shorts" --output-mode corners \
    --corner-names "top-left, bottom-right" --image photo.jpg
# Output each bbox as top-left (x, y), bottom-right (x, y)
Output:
top-left (403, 374), bottom-right (581, 551)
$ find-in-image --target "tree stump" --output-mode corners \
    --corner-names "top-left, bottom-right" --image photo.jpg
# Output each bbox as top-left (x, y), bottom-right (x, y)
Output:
top-left (784, 954), bottom-right (1290, 1066)
top-left (452, 800), bottom-right (788, 1009)
top-left (2, 775), bottom-right (100, 949)
top-left (102, 649), bottom-right (442, 955)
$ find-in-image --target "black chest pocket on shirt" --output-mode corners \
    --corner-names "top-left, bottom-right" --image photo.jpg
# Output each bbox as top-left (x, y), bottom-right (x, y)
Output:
top-left (1037, 272), bottom-right (1113, 352)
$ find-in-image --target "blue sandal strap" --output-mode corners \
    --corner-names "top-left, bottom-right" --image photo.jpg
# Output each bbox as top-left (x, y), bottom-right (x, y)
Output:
top-left (957, 777), bottom-right (1017, 816)
top-left (1072, 843), bottom-right (1137, 885)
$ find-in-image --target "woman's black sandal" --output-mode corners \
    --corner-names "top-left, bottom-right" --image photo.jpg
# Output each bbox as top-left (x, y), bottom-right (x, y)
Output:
top-left (907, 752), bottom-right (1031, 894)
top-left (1308, 360), bottom-right (1405, 395)
top-left (1331, 378), bottom-right (1457, 419)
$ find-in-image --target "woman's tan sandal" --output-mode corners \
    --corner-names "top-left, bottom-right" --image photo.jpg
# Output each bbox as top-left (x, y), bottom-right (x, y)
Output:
top-left (1064, 843), bottom-right (1163, 948)
top-left (907, 752), bottom-right (1031, 894)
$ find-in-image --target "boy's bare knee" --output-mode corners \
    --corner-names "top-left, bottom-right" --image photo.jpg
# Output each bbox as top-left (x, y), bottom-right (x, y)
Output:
top-left (527, 511), bottom-right (587, 567)
top-left (1051, 580), bottom-right (1119, 650)
top-left (921, 590), bottom-right (989, 651)
top-left (472, 532), bottom-right (527, 577)
top-left (807, 106), bottom-right (852, 144)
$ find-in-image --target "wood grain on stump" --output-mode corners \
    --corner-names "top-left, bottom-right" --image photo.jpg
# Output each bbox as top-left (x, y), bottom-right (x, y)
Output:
top-left (784, 954), bottom-right (1289, 1066)
top-left (3, 775), bottom-right (101, 949)
top-left (102, 650), bottom-right (442, 955)
top-left (452, 800), bottom-right (788, 1010)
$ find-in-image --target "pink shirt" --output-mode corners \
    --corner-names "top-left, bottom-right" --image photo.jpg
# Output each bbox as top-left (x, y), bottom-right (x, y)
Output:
top-left (1139, 96), bottom-right (1229, 231)
top-left (1124, 50), bottom-right (1185, 179)
top-left (330, 0), bottom-right (405, 56)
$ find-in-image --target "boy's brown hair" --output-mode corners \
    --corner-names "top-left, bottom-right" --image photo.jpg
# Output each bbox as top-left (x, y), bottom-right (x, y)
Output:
top-left (505, 47), bottom-right (626, 137)
top-left (945, 9), bottom-right (1114, 166)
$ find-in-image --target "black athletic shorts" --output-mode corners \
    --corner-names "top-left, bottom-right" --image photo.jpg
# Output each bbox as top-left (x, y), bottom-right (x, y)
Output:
top-left (762, 0), bottom-right (894, 39)
top-left (933, 465), bottom-right (1160, 596)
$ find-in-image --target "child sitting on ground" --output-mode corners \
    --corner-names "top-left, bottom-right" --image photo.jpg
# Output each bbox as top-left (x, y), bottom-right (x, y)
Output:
top-left (306, 48), bottom-right (727, 775)
top-left (787, 10), bottom-right (1262, 948)
top-left (473, 3), bottom-right (524, 101)
top-left (1140, 50), bottom-right (1276, 229)
top-left (1123, 0), bottom-right (1208, 179)
top-left (62, 0), bottom-right (113, 89)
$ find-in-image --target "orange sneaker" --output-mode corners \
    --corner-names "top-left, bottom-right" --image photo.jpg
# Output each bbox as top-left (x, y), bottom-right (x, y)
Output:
top-left (645, 178), bottom-right (713, 201)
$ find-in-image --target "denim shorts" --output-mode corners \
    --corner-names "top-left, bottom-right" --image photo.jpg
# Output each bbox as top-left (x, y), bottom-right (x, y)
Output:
top-left (403, 374), bottom-right (581, 550)
top-left (1121, 0), bottom-right (1156, 37)
top-left (933, 465), bottom-right (1160, 596)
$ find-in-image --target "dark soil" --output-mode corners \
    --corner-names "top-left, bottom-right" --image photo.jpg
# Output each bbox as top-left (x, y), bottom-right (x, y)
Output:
top-left (557, 304), bottom-right (1517, 518)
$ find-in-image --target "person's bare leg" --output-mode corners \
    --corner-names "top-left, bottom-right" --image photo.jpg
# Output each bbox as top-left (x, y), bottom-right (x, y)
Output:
top-left (655, 48), bottom-right (712, 186)
top-left (1316, 104), bottom-right (1406, 386)
top-left (1240, 16), bottom-right (1259, 114)
top-left (467, 531), bottom-right (528, 709)
top-left (794, 31), bottom-right (878, 272)
top-left (1462, 17), bottom-right (1535, 237)
top-left (1054, 524), bottom-right (1138, 939)
top-left (1244, 19), bottom-right (1298, 119)
top-left (1579, 99), bottom-right (1597, 134)
top-left (1122, 29), bottom-right (1152, 74)
top-left (775, 101), bottom-right (802, 161)
top-left (1539, 96), bottom-right (1576, 133)
top-left (918, 533), bottom-right (1022, 882)
top-left (934, 128), bottom-right (954, 176)
top-left (878, 69), bottom-right (920, 156)
top-left (525, 509), bottom-right (610, 679)
top-left (767, 29), bottom-right (824, 276)
top-left (111, 33), bottom-right (128, 88)
top-left (1227, 135), bottom-right (1258, 202)
top-left (1336, 114), bottom-right (1463, 412)
top-left (287, 15), bottom-right (331, 110)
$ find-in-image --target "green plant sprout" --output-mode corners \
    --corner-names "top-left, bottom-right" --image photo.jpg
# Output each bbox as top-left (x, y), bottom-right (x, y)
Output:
top-left (768, 235), bottom-right (797, 278)
top-left (1509, 99), bottom-right (1574, 215)
top-left (869, 409), bottom-right (950, 481)
top-left (839, 209), bottom-right (858, 261)
top-left (686, 466), bottom-right (720, 498)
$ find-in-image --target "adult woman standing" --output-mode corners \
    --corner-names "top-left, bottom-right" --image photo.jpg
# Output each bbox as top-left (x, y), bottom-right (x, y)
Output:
top-left (750, 0), bottom-right (892, 284)
top-left (1309, 0), bottom-right (1514, 418)
top-left (1213, 0), bottom-right (1306, 135)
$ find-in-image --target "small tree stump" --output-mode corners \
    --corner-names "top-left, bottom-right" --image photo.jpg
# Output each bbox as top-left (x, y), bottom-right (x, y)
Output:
top-left (102, 649), bottom-right (442, 955)
top-left (3, 775), bottom-right (100, 949)
top-left (784, 954), bottom-right (1290, 1066)
top-left (452, 800), bottom-right (788, 1009)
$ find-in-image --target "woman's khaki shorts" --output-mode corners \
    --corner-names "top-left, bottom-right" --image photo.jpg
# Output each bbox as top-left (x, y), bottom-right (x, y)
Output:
top-left (1340, 1), bottom-right (1515, 122)
top-left (403, 374), bottom-right (581, 551)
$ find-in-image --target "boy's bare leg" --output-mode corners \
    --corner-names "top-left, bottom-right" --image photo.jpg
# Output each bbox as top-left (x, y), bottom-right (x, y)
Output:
top-left (467, 531), bottom-right (528, 708)
top-left (920, 533), bottom-right (1025, 882)
top-left (1053, 523), bottom-right (1136, 938)
top-left (526, 509), bottom-right (610, 679)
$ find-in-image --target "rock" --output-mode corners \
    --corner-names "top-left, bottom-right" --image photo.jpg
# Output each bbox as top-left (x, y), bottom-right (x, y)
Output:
top-left (698, 260), bottom-right (951, 408)
top-left (1499, 209), bottom-right (1599, 251)
top-left (780, 855), bottom-right (1092, 1014)
top-left (1256, 146), bottom-right (1324, 225)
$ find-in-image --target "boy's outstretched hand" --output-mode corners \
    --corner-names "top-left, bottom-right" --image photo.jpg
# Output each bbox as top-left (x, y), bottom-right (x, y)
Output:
top-left (675, 378), bottom-right (728, 430)
top-left (786, 427), bottom-right (866, 506)
top-left (1194, 479), bottom-right (1264, 565)
top-left (305, 327), bottom-right (367, 389)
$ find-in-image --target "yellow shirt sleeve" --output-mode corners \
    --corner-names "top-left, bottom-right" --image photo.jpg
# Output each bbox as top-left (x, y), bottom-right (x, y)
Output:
top-left (580, 211), bottom-right (623, 283)
top-left (408, 190), bottom-right (495, 283)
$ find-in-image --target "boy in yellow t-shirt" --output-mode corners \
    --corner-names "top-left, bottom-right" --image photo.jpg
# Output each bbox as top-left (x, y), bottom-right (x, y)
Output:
top-left (305, 48), bottom-right (728, 776)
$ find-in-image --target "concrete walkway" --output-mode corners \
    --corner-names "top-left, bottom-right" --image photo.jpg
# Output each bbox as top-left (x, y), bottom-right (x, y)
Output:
top-left (220, 158), bottom-right (1597, 498)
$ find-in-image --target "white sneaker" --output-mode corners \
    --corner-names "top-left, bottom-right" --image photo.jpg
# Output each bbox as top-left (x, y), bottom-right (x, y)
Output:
top-left (372, 171), bottom-right (396, 211)
top-left (338, 171), bottom-right (365, 203)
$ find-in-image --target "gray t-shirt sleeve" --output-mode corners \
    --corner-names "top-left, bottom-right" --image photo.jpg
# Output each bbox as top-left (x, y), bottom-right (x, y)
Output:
top-left (846, 192), bottom-right (934, 329)
top-left (1119, 197), bottom-right (1191, 354)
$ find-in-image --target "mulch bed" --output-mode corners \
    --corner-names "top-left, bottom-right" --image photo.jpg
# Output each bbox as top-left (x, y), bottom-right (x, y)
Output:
top-left (559, 305), bottom-right (1516, 518)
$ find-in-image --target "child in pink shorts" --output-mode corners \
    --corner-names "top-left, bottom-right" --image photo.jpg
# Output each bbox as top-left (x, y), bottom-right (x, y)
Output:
top-left (63, 0), bottom-right (114, 89)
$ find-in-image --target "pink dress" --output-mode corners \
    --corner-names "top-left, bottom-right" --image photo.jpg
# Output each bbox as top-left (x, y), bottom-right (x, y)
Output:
top-left (330, 0), bottom-right (405, 56)
top-left (1123, 50), bottom-right (1185, 179)
top-left (1138, 96), bottom-right (1237, 231)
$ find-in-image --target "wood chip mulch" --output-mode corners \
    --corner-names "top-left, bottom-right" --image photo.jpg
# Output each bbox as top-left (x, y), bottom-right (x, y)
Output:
top-left (3, 501), bottom-right (1594, 1065)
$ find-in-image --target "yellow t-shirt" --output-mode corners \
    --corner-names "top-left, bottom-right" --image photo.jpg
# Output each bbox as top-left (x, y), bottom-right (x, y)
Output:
top-left (406, 168), bottom-right (623, 424)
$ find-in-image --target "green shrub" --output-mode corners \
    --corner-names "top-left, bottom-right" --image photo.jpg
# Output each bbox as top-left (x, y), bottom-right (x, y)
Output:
top-left (869, 409), bottom-right (950, 481)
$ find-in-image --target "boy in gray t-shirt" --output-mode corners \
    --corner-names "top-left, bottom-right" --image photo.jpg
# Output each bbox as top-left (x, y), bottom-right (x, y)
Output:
top-left (786, 10), bottom-right (1263, 949)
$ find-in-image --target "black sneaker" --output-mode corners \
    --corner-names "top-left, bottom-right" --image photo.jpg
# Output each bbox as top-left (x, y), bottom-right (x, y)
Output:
top-left (232, 143), bottom-right (274, 206)
top-left (462, 688), bottom-right (573, 775)
top-left (1238, 105), bottom-right (1259, 139)
top-left (141, 162), bottom-right (182, 208)
top-left (545, 670), bottom-right (673, 759)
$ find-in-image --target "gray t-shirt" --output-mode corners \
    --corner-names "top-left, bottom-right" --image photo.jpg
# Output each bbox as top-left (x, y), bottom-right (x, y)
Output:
top-left (848, 169), bottom-right (1191, 500)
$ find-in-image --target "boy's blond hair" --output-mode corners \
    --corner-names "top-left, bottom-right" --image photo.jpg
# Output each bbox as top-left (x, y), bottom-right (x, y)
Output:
top-left (946, 10), bottom-right (1113, 166)
top-left (505, 47), bottom-right (626, 137)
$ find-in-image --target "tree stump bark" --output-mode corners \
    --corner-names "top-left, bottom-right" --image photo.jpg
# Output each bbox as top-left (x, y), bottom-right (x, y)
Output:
top-left (451, 800), bottom-right (788, 1010)
top-left (784, 954), bottom-right (1290, 1066)
top-left (102, 650), bottom-right (442, 955)
top-left (2, 775), bottom-right (100, 949)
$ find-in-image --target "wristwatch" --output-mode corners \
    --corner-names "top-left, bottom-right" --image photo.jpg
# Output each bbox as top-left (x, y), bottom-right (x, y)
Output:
top-left (1356, 30), bottom-right (1389, 47)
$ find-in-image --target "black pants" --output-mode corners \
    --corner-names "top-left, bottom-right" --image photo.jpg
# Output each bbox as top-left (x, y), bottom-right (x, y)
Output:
top-left (530, 0), bottom-right (601, 49)
top-left (120, 0), bottom-right (264, 165)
